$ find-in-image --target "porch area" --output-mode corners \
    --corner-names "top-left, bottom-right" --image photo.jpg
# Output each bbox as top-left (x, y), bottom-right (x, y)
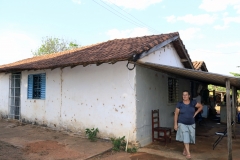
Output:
top-left (134, 61), bottom-right (240, 159)
top-left (140, 119), bottom-right (240, 160)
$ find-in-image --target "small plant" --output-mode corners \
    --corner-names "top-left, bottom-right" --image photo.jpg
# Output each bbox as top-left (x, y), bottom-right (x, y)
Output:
top-left (127, 147), bottom-right (138, 153)
top-left (111, 136), bottom-right (126, 151)
top-left (85, 128), bottom-right (99, 142)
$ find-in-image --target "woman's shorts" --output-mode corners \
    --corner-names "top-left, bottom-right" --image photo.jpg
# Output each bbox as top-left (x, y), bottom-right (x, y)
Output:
top-left (176, 123), bottom-right (195, 144)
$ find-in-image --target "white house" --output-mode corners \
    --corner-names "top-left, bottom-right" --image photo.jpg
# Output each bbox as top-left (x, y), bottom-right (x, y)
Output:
top-left (0, 32), bottom-right (209, 146)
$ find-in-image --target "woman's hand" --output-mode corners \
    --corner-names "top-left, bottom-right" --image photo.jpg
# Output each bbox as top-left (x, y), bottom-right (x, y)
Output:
top-left (174, 124), bottom-right (178, 131)
top-left (193, 112), bottom-right (197, 118)
top-left (174, 108), bottom-right (180, 131)
top-left (194, 103), bottom-right (203, 118)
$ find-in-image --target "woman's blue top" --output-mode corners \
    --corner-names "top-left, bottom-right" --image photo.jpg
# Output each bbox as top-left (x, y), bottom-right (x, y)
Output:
top-left (176, 100), bottom-right (197, 125)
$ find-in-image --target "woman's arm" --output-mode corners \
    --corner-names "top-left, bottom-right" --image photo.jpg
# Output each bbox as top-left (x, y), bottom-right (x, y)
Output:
top-left (174, 108), bottom-right (180, 130)
top-left (193, 103), bottom-right (203, 118)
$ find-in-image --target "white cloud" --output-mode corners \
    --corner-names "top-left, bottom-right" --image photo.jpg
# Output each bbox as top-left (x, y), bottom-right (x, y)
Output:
top-left (166, 14), bottom-right (217, 25)
top-left (165, 15), bottom-right (177, 23)
top-left (179, 28), bottom-right (203, 41)
top-left (214, 15), bottom-right (240, 30)
top-left (103, 0), bottom-right (162, 10)
top-left (234, 4), bottom-right (240, 13)
top-left (199, 0), bottom-right (240, 13)
top-left (0, 32), bottom-right (38, 65)
top-left (216, 42), bottom-right (240, 48)
top-left (213, 24), bottom-right (229, 30)
top-left (223, 12), bottom-right (229, 17)
top-left (223, 16), bottom-right (240, 24)
top-left (72, 0), bottom-right (81, 4)
top-left (106, 27), bottom-right (151, 39)
top-left (179, 14), bottom-right (217, 25)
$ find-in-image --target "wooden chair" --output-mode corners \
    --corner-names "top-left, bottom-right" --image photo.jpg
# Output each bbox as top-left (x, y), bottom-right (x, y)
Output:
top-left (213, 121), bottom-right (234, 150)
top-left (152, 109), bottom-right (172, 145)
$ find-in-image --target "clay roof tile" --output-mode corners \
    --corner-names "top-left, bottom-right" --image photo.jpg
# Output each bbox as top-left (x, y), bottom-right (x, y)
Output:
top-left (0, 32), bottom-right (181, 72)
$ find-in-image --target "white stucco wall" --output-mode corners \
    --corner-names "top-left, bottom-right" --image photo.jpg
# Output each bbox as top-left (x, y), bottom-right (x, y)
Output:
top-left (135, 66), bottom-right (191, 146)
top-left (60, 62), bottom-right (136, 141)
top-left (138, 43), bottom-right (184, 68)
top-left (0, 73), bottom-right (10, 118)
top-left (21, 69), bottom-right (62, 127)
top-left (20, 61), bottom-right (137, 142)
top-left (135, 43), bottom-right (191, 146)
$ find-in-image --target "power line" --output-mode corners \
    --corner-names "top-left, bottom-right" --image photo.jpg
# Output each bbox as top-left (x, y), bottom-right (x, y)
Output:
top-left (102, 0), bottom-right (160, 33)
top-left (92, 0), bottom-right (158, 34)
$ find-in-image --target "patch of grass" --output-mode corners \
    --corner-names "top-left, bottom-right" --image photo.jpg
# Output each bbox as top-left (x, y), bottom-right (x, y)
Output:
top-left (127, 147), bottom-right (138, 153)
top-left (111, 136), bottom-right (126, 151)
top-left (85, 128), bottom-right (99, 142)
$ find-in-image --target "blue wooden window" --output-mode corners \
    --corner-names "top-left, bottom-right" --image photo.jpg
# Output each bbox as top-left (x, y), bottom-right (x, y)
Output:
top-left (28, 73), bottom-right (46, 99)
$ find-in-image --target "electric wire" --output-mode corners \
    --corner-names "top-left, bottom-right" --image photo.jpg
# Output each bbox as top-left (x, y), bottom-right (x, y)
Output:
top-left (93, 0), bottom-right (239, 55)
top-left (102, 0), bottom-right (160, 33)
top-left (92, 0), bottom-right (158, 34)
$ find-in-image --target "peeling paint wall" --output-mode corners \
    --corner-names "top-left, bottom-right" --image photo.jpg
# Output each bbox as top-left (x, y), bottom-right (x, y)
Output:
top-left (0, 73), bottom-right (10, 117)
top-left (138, 43), bottom-right (185, 68)
top-left (135, 44), bottom-right (191, 146)
top-left (19, 61), bottom-right (137, 142)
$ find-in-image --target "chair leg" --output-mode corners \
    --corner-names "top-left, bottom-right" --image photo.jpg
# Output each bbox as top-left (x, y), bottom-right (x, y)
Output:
top-left (213, 136), bottom-right (224, 150)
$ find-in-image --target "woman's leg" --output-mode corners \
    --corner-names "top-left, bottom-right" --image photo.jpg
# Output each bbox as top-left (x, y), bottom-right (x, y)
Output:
top-left (183, 144), bottom-right (187, 155)
top-left (184, 143), bottom-right (190, 155)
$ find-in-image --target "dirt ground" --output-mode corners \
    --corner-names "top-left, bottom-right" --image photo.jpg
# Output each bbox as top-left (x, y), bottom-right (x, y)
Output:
top-left (0, 119), bottom-right (113, 160)
top-left (1, 119), bottom-right (240, 160)
top-left (89, 119), bottom-right (240, 160)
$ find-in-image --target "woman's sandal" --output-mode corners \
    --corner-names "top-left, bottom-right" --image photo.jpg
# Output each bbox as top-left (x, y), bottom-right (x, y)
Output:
top-left (186, 154), bottom-right (191, 159)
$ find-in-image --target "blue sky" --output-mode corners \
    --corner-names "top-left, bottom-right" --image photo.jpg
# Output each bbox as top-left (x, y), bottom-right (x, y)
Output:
top-left (0, 0), bottom-right (240, 75)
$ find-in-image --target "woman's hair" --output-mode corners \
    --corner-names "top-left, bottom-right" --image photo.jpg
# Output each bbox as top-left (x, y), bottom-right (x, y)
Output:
top-left (182, 90), bottom-right (190, 95)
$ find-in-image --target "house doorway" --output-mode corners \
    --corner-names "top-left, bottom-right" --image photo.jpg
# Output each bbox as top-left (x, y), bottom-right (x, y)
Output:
top-left (8, 73), bottom-right (21, 120)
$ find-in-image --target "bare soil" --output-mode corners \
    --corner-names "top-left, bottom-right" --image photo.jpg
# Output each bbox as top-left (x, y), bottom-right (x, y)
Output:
top-left (0, 119), bottom-right (112, 160)
top-left (1, 119), bottom-right (240, 160)
top-left (0, 141), bottom-right (25, 160)
top-left (89, 120), bottom-right (240, 160)
top-left (88, 150), bottom-right (178, 160)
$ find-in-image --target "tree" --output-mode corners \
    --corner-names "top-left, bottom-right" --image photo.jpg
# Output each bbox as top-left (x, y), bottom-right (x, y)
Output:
top-left (230, 72), bottom-right (240, 77)
top-left (230, 67), bottom-right (240, 96)
top-left (208, 84), bottom-right (226, 92)
top-left (32, 37), bottom-right (80, 56)
top-left (230, 66), bottom-right (240, 77)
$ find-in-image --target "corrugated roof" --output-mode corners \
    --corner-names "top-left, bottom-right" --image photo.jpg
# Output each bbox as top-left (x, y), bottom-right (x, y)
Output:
top-left (0, 32), bottom-right (193, 72)
top-left (192, 61), bottom-right (208, 72)
top-left (137, 62), bottom-right (240, 89)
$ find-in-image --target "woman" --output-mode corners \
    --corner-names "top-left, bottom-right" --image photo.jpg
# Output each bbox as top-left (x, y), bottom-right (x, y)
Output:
top-left (174, 90), bottom-right (203, 159)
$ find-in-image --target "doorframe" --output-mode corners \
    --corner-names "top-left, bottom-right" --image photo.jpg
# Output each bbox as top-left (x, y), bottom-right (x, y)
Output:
top-left (8, 72), bottom-right (21, 120)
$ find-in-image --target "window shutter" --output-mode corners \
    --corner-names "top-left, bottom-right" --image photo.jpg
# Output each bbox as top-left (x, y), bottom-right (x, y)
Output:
top-left (28, 75), bottom-right (33, 99)
top-left (40, 73), bottom-right (46, 99)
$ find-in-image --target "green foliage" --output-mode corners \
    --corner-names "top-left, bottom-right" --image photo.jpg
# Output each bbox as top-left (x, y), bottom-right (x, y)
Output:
top-left (230, 66), bottom-right (240, 77)
top-left (127, 147), bottom-right (138, 153)
top-left (230, 72), bottom-right (240, 77)
top-left (32, 36), bottom-right (80, 56)
top-left (111, 136), bottom-right (126, 151)
top-left (85, 128), bottom-right (99, 142)
top-left (230, 70), bottom-right (240, 95)
top-left (208, 84), bottom-right (226, 92)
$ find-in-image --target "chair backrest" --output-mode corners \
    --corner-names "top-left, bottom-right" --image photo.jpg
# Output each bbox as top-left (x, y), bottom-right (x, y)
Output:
top-left (220, 121), bottom-right (235, 135)
top-left (152, 109), bottom-right (160, 128)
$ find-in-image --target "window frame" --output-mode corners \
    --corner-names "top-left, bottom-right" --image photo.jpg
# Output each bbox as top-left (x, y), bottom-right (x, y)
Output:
top-left (27, 73), bottom-right (46, 100)
top-left (168, 77), bottom-right (179, 104)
